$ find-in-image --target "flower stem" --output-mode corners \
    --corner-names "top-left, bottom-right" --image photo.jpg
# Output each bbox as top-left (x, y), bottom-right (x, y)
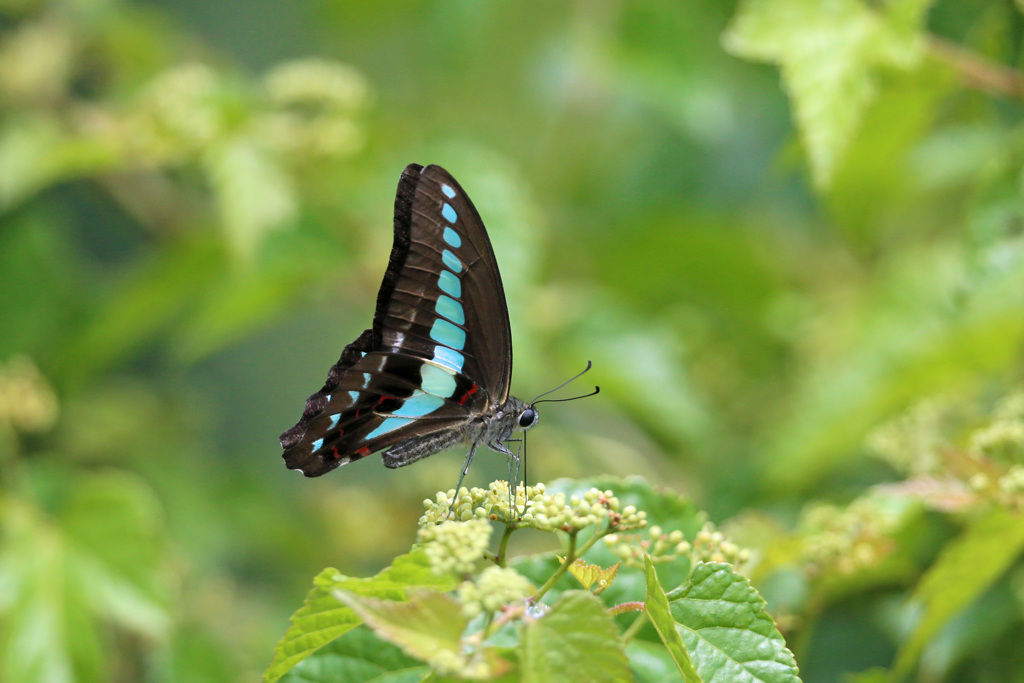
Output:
top-left (622, 611), bottom-right (649, 641)
top-left (533, 531), bottom-right (578, 600)
top-left (495, 523), bottom-right (515, 568)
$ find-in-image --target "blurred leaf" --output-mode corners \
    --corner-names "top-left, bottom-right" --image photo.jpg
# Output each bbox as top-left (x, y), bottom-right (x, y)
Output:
top-left (279, 626), bottom-right (426, 683)
top-left (761, 241), bottom-right (1024, 491)
top-left (724, 0), bottom-right (931, 187)
top-left (57, 238), bottom-right (223, 384)
top-left (893, 507), bottom-right (1024, 679)
top-left (568, 296), bottom-right (714, 446)
top-left (0, 471), bottom-right (171, 682)
top-left (626, 638), bottom-right (687, 683)
top-left (667, 562), bottom-right (801, 683)
top-left (521, 590), bottom-right (631, 683)
top-left (265, 549), bottom-right (458, 683)
top-left (204, 138), bottom-right (298, 262)
top-left (0, 117), bottom-right (120, 210)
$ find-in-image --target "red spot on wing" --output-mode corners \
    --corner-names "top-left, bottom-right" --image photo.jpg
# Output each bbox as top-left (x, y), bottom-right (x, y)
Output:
top-left (458, 383), bottom-right (479, 406)
top-left (355, 446), bottom-right (371, 458)
top-left (331, 446), bottom-right (341, 460)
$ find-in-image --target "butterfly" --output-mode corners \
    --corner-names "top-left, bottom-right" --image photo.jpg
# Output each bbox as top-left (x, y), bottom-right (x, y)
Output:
top-left (280, 163), bottom-right (541, 483)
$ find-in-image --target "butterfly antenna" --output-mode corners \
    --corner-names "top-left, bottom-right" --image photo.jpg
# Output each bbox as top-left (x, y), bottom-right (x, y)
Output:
top-left (530, 361), bottom-right (600, 405)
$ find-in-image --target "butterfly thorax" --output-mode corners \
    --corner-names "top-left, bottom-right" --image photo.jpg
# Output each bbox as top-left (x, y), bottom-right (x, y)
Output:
top-left (468, 395), bottom-right (538, 448)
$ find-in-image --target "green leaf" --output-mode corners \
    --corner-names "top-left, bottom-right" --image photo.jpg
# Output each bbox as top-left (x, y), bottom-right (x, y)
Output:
top-left (0, 472), bottom-right (171, 682)
top-left (760, 241), bottom-right (1024, 491)
top-left (336, 588), bottom-right (509, 679)
top-left (724, 0), bottom-right (932, 187)
top-left (893, 507), bottom-right (1024, 678)
top-left (643, 556), bottom-right (701, 683)
top-left (0, 116), bottom-right (119, 210)
top-left (565, 558), bottom-right (620, 593)
top-left (56, 238), bottom-right (224, 385)
top-left (264, 549), bottom-right (458, 683)
top-left (626, 639), bottom-right (687, 683)
top-left (204, 137), bottom-right (297, 262)
top-left (521, 590), bottom-right (631, 683)
top-left (669, 562), bottom-right (801, 683)
top-left (279, 626), bottom-right (427, 683)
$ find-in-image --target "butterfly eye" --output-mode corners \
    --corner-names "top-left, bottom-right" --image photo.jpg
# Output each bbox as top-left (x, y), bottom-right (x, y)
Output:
top-left (518, 408), bottom-right (538, 429)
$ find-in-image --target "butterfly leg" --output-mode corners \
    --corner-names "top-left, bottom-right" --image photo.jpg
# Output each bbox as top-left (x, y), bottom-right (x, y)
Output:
top-left (490, 439), bottom-right (522, 517)
top-left (447, 442), bottom-right (479, 517)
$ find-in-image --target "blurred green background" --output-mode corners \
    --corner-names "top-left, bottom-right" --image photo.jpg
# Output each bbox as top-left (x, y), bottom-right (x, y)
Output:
top-left (4, 0), bottom-right (1024, 680)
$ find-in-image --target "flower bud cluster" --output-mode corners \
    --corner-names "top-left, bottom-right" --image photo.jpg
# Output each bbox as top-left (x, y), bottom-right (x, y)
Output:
top-left (420, 483), bottom-right (647, 534)
top-left (799, 497), bottom-right (896, 576)
top-left (128, 64), bottom-right (226, 160)
top-left (969, 420), bottom-right (1024, 465)
top-left (605, 522), bottom-right (747, 570)
top-left (457, 566), bottom-right (534, 620)
top-left (865, 396), bottom-right (963, 476)
top-left (0, 356), bottom-right (58, 433)
top-left (417, 518), bottom-right (492, 576)
top-left (123, 58), bottom-right (368, 164)
top-left (260, 58), bottom-right (368, 157)
top-left (690, 523), bottom-right (751, 567)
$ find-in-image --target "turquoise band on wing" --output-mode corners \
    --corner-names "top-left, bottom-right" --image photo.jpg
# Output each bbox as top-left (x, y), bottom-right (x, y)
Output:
top-left (438, 270), bottom-right (461, 298)
top-left (442, 250), bottom-right (463, 273)
top-left (430, 318), bottom-right (466, 350)
top-left (435, 295), bottom-right (465, 325)
top-left (431, 346), bottom-right (464, 374)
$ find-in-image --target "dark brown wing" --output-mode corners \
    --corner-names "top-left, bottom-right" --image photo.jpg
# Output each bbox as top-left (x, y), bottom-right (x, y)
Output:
top-left (280, 164), bottom-right (513, 476)
top-left (374, 164), bottom-right (513, 405)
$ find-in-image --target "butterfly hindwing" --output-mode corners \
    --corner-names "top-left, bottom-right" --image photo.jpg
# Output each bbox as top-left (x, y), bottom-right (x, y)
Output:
top-left (281, 164), bottom-right (513, 477)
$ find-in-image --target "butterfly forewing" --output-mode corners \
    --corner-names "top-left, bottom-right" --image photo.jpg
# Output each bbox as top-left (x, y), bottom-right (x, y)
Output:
top-left (280, 164), bottom-right (514, 477)
top-left (373, 165), bottom-right (513, 402)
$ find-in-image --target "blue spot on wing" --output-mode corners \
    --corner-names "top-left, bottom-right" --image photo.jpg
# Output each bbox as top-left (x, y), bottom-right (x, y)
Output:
top-left (441, 184), bottom-right (456, 198)
top-left (438, 270), bottom-right (461, 298)
top-left (442, 250), bottom-right (463, 273)
top-left (431, 346), bottom-right (464, 373)
top-left (328, 414), bottom-right (340, 429)
top-left (442, 203), bottom-right (458, 223)
top-left (443, 227), bottom-right (461, 248)
top-left (311, 438), bottom-right (324, 452)
top-left (435, 295), bottom-right (465, 325)
top-left (430, 318), bottom-right (466, 350)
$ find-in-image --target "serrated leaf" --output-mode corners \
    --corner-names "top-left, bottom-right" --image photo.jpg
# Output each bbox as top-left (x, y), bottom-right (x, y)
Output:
top-left (893, 507), bottom-right (1024, 678)
top-left (335, 589), bottom-right (465, 659)
top-left (669, 562), bottom-right (801, 683)
top-left (264, 549), bottom-right (458, 683)
top-left (724, 0), bottom-right (931, 187)
top-left (521, 590), bottom-right (631, 683)
top-left (336, 588), bottom-right (508, 680)
top-left (565, 558), bottom-right (620, 594)
top-left (644, 556), bottom-right (701, 683)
